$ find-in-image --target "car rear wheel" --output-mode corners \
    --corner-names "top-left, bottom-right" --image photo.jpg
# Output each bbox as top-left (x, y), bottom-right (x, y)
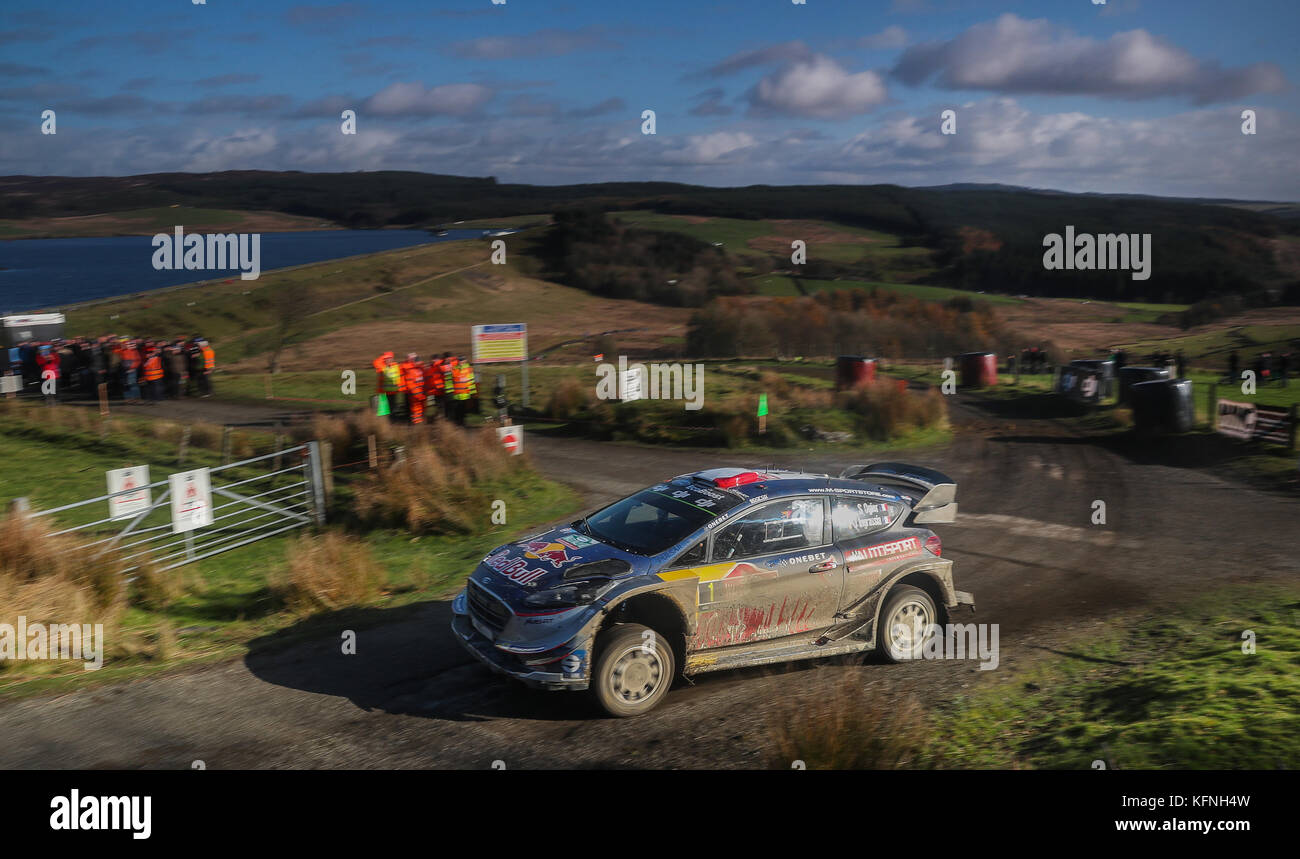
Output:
top-left (592, 623), bottom-right (675, 717)
top-left (877, 585), bottom-right (937, 662)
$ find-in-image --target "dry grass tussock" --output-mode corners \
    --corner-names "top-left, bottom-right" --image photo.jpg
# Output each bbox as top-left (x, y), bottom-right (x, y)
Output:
top-left (270, 531), bottom-right (387, 614)
top-left (323, 416), bottom-right (521, 534)
top-left (766, 669), bottom-right (933, 769)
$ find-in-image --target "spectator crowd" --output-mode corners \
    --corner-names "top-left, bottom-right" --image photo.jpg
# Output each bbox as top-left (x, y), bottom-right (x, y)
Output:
top-left (6, 336), bottom-right (216, 403)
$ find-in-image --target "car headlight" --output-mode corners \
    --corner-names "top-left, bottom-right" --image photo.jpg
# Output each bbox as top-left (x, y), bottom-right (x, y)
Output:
top-left (521, 579), bottom-right (610, 609)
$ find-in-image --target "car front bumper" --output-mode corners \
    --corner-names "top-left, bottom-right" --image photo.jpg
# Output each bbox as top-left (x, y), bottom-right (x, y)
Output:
top-left (451, 592), bottom-right (590, 691)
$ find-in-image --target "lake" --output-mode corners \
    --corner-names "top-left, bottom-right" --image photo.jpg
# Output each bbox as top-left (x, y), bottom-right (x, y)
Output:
top-left (0, 228), bottom-right (494, 313)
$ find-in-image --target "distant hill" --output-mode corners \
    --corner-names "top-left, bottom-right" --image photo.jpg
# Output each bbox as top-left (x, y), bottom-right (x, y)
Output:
top-left (2, 171), bottom-right (1297, 303)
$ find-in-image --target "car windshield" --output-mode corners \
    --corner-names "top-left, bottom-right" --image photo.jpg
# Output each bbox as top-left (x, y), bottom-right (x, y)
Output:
top-left (581, 479), bottom-right (743, 555)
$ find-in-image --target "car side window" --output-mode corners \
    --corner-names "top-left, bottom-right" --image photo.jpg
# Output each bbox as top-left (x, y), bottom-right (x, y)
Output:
top-left (831, 496), bottom-right (898, 540)
top-left (712, 498), bottom-right (825, 561)
top-left (673, 539), bottom-right (707, 568)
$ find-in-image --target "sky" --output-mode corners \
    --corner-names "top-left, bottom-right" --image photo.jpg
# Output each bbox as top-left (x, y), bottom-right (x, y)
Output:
top-left (1, 0), bottom-right (1297, 199)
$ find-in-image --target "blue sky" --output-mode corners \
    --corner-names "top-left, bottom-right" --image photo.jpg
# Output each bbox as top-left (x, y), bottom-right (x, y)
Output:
top-left (2, 0), bottom-right (1297, 198)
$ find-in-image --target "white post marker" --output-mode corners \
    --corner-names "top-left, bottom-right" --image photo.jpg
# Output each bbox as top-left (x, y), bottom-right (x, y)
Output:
top-left (169, 467), bottom-right (213, 533)
top-left (496, 424), bottom-right (524, 456)
top-left (622, 367), bottom-right (644, 402)
top-left (107, 465), bottom-right (151, 521)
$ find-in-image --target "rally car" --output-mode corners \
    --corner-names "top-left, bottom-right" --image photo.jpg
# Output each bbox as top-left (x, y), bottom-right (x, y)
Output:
top-left (451, 462), bottom-right (974, 717)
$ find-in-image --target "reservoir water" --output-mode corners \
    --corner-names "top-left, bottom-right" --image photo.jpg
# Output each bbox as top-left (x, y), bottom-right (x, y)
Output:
top-left (0, 228), bottom-right (490, 313)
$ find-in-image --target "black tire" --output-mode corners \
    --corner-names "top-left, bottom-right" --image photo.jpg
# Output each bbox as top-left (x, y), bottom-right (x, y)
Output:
top-left (592, 623), bottom-right (675, 718)
top-left (876, 585), bottom-right (937, 663)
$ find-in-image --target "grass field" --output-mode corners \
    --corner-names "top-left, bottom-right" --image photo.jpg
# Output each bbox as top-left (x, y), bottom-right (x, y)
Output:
top-left (0, 206), bottom-right (334, 239)
top-left (934, 584), bottom-right (1300, 768)
top-left (799, 279), bottom-right (1024, 305)
top-left (1116, 324), bottom-right (1300, 366)
top-left (611, 210), bottom-right (940, 282)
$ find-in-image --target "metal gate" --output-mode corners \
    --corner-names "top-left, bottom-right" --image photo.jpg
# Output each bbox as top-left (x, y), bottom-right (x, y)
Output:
top-left (27, 442), bottom-right (326, 572)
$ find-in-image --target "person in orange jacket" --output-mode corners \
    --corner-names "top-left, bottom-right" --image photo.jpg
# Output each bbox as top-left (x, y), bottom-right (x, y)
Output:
top-left (400, 353), bottom-right (425, 424)
top-left (425, 355), bottom-right (445, 421)
top-left (120, 340), bottom-right (142, 403)
top-left (142, 348), bottom-right (165, 403)
top-left (441, 353), bottom-right (458, 421)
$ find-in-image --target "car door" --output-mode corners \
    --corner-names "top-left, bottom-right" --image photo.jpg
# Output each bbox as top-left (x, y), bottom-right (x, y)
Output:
top-left (831, 493), bottom-right (912, 607)
top-left (689, 497), bottom-right (843, 651)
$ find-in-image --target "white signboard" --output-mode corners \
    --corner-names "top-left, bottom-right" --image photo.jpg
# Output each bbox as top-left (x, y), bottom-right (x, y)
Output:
top-left (107, 465), bottom-right (151, 521)
top-left (169, 468), bottom-right (214, 533)
top-left (0, 375), bottom-right (20, 395)
top-left (496, 424), bottom-right (524, 456)
top-left (471, 323), bottom-right (528, 364)
top-left (1216, 399), bottom-right (1257, 440)
top-left (2, 313), bottom-right (65, 327)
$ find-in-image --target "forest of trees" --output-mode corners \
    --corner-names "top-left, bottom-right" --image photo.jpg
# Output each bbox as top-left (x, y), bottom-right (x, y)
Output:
top-left (532, 207), bottom-right (750, 306)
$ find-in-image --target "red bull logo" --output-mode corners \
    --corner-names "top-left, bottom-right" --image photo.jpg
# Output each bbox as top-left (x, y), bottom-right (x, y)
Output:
top-left (522, 541), bottom-right (575, 568)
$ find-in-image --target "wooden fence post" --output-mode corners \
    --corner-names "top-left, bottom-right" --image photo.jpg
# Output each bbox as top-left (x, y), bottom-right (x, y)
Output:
top-left (177, 425), bottom-right (192, 465)
top-left (320, 441), bottom-right (334, 503)
top-left (221, 426), bottom-right (233, 465)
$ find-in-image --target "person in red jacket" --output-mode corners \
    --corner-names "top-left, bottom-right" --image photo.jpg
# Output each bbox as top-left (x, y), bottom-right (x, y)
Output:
top-left (36, 346), bottom-right (59, 400)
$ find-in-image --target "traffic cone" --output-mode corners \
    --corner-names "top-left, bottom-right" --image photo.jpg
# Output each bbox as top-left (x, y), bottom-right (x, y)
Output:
top-left (376, 394), bottom-right (390, 417)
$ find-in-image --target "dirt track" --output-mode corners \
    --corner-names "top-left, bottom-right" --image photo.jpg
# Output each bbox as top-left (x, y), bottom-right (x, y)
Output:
top-left (2, 397), bottom-right (1298, 769)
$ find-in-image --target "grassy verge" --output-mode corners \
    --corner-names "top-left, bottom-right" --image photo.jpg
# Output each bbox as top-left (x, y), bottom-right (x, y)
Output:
top-left (768, 584), bottom-right (1300, 769)
top-left (934, 584), bottom-right (1300, 769)
top-left (522, 359), bottom-right (951, 450)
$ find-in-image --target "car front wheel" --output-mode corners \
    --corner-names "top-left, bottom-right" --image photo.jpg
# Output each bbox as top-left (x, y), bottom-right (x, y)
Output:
top-left (592, 623), bottom-right (675, 717)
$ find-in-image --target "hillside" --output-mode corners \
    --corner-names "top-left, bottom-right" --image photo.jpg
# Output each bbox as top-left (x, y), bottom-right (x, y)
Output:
top-left (4, 171), bottom-right (1298, 305)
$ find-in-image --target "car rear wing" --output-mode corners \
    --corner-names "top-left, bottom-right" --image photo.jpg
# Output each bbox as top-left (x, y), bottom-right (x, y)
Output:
top-left (838, 461), bottom-right (958, 524)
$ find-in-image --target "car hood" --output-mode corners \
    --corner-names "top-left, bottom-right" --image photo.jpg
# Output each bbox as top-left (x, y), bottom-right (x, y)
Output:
top-left (475, 525), bottom-right (647, 594)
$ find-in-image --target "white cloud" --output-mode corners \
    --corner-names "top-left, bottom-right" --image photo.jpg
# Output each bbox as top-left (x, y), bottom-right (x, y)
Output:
top-left (748, 55), bottom-right (890, 118)
top-left (893, 14), bottom-right (1287, 104)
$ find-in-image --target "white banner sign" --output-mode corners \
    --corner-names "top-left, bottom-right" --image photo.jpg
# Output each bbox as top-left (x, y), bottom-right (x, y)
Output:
top-left (169, 468), bottom-right (213, 533)
top-left (106, 465), bottom-right (151, 521)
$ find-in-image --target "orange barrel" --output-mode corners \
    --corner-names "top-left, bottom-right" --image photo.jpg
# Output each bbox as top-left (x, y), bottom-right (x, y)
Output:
top-left (959, 352), bottom-right (998, 387)
top-left (835, 356), bottom-right (876, 391)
